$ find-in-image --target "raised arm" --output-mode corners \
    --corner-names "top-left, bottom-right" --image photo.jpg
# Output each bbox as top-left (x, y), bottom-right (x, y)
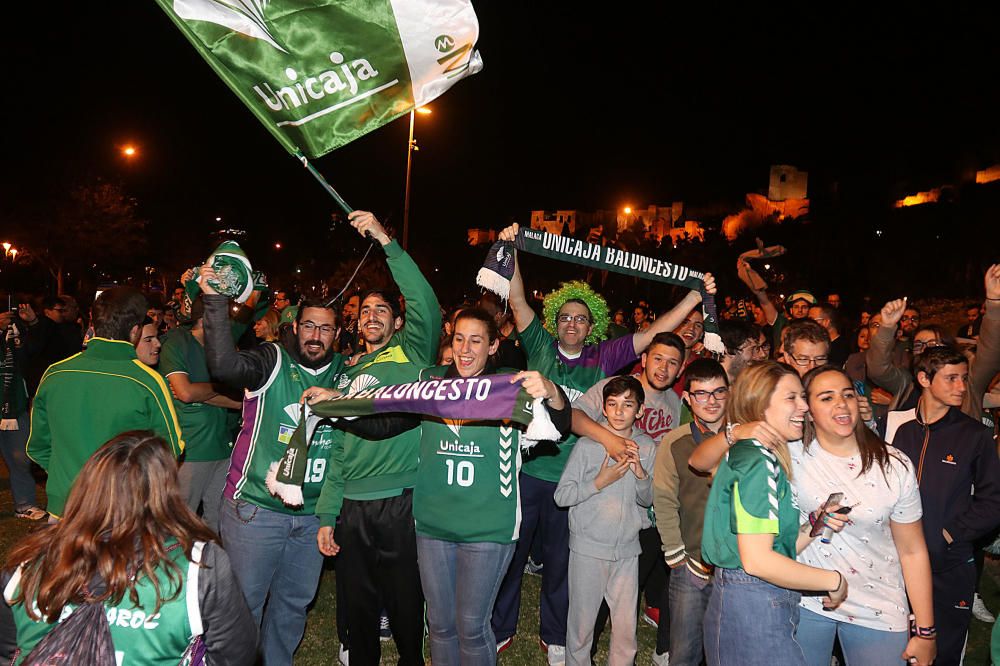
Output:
top-left (201, 287), bottom-right (278, 392)
top-left (736, 258), bottom-right (778, 325)
top-left (865, 298), bottom-right (910, 395)
top-left (632, 272), bottom-right (716, 355)
top-left (349, 211), bottom-right (442, 366)
top-left (498, 224), bottom-right (537, 333)
top-left (970, 265), bottom-right (1000, 403)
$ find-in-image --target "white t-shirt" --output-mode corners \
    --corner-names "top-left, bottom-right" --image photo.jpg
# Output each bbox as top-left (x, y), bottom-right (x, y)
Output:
top-left (573, 375), bottom-right (681, 446)
top-left (789, 439), bottom-right (923, 632)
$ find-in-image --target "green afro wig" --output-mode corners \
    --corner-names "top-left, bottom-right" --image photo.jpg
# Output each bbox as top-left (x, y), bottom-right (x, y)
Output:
top-left (542, 280), bottom-right (610, 345)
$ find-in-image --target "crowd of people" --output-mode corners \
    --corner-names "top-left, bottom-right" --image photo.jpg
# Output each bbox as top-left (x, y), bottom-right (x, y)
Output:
top-left (0, 211), bottom-right (999, 666)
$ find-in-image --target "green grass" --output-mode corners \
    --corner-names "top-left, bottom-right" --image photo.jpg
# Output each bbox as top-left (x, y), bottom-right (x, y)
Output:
top-left (1, 466), bottom-right (996, 664)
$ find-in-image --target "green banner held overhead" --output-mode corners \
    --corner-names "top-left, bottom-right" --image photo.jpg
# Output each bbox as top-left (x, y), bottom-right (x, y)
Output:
top-left (157, 0), bottom-right (482, 158)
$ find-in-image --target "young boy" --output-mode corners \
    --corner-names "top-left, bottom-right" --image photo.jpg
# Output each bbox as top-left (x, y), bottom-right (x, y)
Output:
top-left (554, 376), bottom-right (655, 666)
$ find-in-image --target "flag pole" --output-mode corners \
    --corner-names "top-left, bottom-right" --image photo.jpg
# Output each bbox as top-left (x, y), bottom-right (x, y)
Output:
top-left (294, 151), bottom-right (353, 215)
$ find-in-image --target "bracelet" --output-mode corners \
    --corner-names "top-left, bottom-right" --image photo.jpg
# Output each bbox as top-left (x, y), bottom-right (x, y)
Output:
top-left (914, 625), bottom-right (937, 639)
top-left (831, 571), bottom-right (843, 594)
top-left (987, 297), bottom-right (1000, 301)
top-left (725, 422), bottom-right (741, 447)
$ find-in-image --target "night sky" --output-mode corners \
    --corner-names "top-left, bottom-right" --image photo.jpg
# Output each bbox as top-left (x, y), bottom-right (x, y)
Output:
top-left (4, 4), bottom-right (999, 257)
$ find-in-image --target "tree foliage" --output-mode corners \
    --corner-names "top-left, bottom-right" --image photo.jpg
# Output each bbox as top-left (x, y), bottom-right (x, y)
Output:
top-left (14, 179), bottom-right (147, 293)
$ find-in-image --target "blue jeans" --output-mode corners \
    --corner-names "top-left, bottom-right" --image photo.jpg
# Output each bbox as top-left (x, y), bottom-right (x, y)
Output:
top-left (0, 413), bottom-right (38, 510)
top-left (492, 474), bottom-right (570, 646)
top-left (668, 566), bottom-right (713, 666)
top-left (796, 607), bottom-right (909, 666)
top-left (704, 567), bottom-right (806, 666)
top-left (417, 536), bottom-right (514, 666)
top-left (219, 499), bottom-right (323, 666)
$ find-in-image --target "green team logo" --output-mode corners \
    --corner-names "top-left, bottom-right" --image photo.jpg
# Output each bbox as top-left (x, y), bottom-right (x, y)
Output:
top-left (434, 34), bottom-right (455, 52)
top-left (174, 0), bottom-right (288, 52)
top-left (434, 33), bottom-right (474, 79)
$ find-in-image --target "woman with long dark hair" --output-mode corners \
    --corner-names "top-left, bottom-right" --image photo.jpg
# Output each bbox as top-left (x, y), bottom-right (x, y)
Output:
top-left (0, 431), bottom-right (255, 665)
top-left (792, 366), bottom-right (934, 666)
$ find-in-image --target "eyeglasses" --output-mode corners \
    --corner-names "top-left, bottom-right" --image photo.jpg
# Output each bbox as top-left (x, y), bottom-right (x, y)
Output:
top-left (900, 315), bottom-right (920, 323)
top-left (912, 340), bottom-right (943, 353)
top-left (737, 342), bottom-right (761, 356)
top-left (557, 314), bottom-right (591, 324)
top-left (789, 355), bottom-right (828, 367)
top-left (299, 322), bottom-right (335, 334)
top-left (689, 387), bottom-right (730, 403)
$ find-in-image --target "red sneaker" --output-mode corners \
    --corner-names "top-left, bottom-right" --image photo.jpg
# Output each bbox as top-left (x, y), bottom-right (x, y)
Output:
top-left (496, 636), bottom-right (514, 654)
top-left (643, 606), bottom-right (660, 628)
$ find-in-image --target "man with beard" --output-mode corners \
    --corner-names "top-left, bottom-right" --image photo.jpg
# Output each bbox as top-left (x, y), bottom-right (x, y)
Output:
top-left (201, 258), bottom-right (345, 665)
top-left (314, 211), bottom-right (440, 666)
top-left (570, 332), bottom-right (686, 660)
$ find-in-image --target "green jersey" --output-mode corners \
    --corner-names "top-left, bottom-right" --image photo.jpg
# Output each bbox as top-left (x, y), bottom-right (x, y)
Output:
top-left (159, 327), bottom-right (232, 462)
top-left (6, 542), bottom-right (203, 666)
top-left (518, 317), bottom-right (637, 482)
top-left (702, 439), bottom-right (800, 570)
top-left (226, 345), bottom-right (342, 514)
top-left (412, 366), bottom-right (523, 543)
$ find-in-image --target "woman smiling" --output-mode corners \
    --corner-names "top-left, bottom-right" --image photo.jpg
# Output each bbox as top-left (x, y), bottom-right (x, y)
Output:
top-left (791, 366), bottom-right (934, 666)
top-left (701, 361), bottom-right (848, 666)
top-left (415, 308), bottom-right (570, 666)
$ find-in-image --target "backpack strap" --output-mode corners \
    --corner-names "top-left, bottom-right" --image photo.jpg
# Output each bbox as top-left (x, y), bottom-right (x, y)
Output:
top-left (186, 541), bottom-right (205, 638)
top-left (3, 565), bottom-right (23, 605)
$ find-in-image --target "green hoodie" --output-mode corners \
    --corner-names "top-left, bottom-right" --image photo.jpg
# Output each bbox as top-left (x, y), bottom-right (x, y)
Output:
top-left (316, 240), bottom-right (440, 525)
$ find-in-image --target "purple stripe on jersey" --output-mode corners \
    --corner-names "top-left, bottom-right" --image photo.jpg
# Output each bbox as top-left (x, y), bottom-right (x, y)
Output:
top-left (225, 394), bottom-right (259, 500)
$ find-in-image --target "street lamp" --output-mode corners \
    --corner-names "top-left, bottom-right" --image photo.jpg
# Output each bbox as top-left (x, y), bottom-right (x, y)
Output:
top-left (121, 145), bottom-right (138, 159)
top-left (403, 106), bottom-right (431, 250)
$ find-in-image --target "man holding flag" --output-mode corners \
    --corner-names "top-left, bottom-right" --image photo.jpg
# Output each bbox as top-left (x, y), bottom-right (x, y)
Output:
top-left (313, 211), bottom-right (441, 666)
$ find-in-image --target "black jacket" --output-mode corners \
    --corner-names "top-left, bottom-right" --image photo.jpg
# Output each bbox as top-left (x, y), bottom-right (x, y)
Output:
top-left (1, 541), bottom-right (256, 666)
top-left (892, 406), bottom-right (1000, 572)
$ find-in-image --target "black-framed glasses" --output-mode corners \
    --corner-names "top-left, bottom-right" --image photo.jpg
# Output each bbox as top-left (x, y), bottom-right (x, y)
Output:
top-left (789, 355), bottom-right (828, 367)
top-left (913, 340), bottom-right (944, 353)
top-left (300, 322), bottom-right (335, 334)
top-left (557, 314), bottom-right (591, 324)
top-left (689, 387), bottom-right (730, 403)
top-left (900, 315), bottom-right (920, 323)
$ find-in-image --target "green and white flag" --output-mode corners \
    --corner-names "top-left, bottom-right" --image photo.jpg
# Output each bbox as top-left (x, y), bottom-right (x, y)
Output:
top-left (157, 0), bottom-right (483, 158)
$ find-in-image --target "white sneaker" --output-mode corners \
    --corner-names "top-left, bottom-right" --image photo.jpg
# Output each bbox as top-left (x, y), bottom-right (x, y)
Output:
top-left (338, 644), bottom-right (349, 666)
top-left (546, 644), bottom-right (566, 666)
top-left (973, 593), bottom-right (996, 623)
top-left (652, 651), bottom-right (670, 666)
